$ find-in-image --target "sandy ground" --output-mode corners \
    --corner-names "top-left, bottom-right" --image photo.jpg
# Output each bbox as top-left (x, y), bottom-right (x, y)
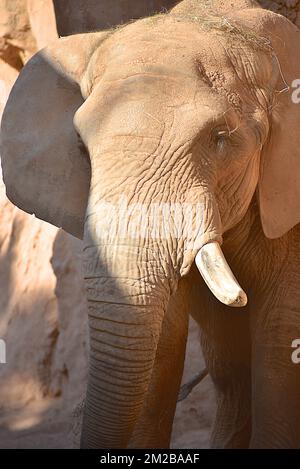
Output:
top-left (0, 319), bottom-right (215, 449)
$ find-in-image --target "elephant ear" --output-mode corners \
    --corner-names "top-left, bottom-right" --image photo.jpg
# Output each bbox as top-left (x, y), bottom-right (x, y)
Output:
top-left (0, 31), bottom-right (108, 239)
top-left (232, 8), bottom-right (300, 239)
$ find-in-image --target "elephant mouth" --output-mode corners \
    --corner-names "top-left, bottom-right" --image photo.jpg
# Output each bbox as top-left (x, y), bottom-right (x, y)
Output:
top-left (195, 241), bottom-right (247, 307)
top-left (85, 193), bottom-right (247, 308)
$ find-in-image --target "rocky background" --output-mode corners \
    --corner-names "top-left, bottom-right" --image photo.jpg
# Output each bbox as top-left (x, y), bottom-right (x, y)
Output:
top-left (0, 0), bottom-right (296, 449)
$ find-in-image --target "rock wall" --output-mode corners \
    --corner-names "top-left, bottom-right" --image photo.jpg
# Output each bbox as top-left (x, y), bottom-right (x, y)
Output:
top-left (0, 0), bottom-right (57, 118)
top-left (0, 0), bottom-right (59, 402)
top-left (53, 0), bottom-right (178, 35)
top-left (0, 0), bottom-right (89, 448)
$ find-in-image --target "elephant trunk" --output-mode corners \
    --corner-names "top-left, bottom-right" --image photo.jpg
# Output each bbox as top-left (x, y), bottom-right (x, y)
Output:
top-left (80, 186), bottom-right (247, 446)
top-left (80, 241), bottom-right (172, 448)
top-left (80, 183), bottom-right (247, 447)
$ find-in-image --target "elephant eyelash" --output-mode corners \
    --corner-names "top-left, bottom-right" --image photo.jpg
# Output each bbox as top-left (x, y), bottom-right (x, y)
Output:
top-left (214, 130), bottom-right (229, 150)
top-left (210, 127), bottom-right (245, 158)
top-left (211, 128), bottom-right (236, 148)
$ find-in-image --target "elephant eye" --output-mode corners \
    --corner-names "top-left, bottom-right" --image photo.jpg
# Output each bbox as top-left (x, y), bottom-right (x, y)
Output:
top-left (211, 128), bottom-right (230, 153)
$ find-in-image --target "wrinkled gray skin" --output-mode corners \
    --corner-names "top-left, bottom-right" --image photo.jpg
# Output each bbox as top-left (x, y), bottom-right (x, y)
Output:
top-left (2, 0), bottom-right (300, 449)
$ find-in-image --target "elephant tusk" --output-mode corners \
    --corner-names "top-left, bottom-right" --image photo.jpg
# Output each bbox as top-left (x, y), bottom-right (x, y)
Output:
top-left (195, 242), bottom-right (247, 307)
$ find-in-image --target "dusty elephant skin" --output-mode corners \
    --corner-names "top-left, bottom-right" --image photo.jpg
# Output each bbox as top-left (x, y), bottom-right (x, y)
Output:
top-left (2, 0), bottom-right (300, 448)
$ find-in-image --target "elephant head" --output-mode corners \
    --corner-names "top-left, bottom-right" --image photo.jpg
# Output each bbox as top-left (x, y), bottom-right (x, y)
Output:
top-left (2, 0), bottom-right (300, 448)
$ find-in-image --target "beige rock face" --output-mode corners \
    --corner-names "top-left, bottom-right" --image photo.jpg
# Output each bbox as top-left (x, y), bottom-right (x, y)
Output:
top-left (0, 0), bottom-right (80, 448)
top-left (0, 200), bottom-right (89, 447)
top-left (27, 0), bottom-right (57, 49)
top-left (0, 0), bottom-right (35, 68)
top-left (0, 0), bottom-right (57, 120)
top-left (0, 61), bottom-right (18, 121)
top-left (0, 0), bottom-right (298, 449)
top-left (0, 2), bottom-right (87, 434)
top-left (0, 201), bottom-right (58, 405)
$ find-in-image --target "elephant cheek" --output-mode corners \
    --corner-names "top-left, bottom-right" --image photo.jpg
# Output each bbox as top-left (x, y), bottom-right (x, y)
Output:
top-left (218, 151), bottom-right (261, 233)
top-left (180, 190), bottom-right (223, 277)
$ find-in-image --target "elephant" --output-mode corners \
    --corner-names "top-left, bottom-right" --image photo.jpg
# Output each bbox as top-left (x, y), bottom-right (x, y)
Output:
top-left (2, 0), bottom-right (300, 448)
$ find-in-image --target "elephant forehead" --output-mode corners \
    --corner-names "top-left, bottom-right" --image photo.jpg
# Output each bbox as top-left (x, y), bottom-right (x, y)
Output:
top-left (101, 21), bottom-right (270, 101)
top-left (106, 25), bottom-right (232, 71)
top-left (98, 55), bottom-right (242, 119)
